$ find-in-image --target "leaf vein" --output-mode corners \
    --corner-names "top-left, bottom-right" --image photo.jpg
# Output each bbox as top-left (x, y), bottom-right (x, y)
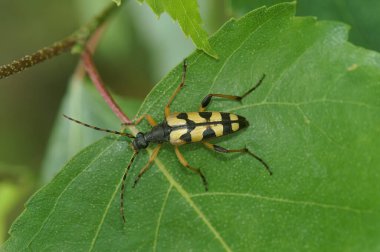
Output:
top-left (178, 0), bottom-right (202, 42)
top-left (153, 157), bottom-right (232, 252)
top-left (88, 150), bottom-right (141, 251)
top-left (153, 184), bottom-right (173, 252)
top-left (226, 99), bottom-right (380, 112)
top-left (190, 192), bottom-right (373, 214)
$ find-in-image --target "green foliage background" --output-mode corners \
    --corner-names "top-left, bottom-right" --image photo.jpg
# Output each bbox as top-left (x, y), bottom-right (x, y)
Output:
top-left (230, 0), bottom-right (380, 52)
top-left (2, 2), bottom-right (380, 251)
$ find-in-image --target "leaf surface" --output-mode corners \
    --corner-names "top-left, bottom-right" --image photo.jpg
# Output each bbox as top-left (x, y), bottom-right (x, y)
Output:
top-left (4, 3), bottom-right (380, 251)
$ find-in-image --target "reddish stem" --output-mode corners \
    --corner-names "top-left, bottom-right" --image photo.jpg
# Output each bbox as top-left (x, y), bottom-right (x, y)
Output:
top-left (81, 50), bottom-right (131, 124)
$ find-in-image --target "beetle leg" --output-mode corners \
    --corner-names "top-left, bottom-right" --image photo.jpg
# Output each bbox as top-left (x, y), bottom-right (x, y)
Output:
top-left (122, 114), bottom-right (157, 127)
top-left (165, 60), bottom-right (188, 117)
top-left (174, 146), bottom-right (208, 191)
top-left (132, 144), bottom-right (162, 188)
top-left (199, 74), bottom-right (266, 112)
top-left (203, 141), bottom-right (272, 175)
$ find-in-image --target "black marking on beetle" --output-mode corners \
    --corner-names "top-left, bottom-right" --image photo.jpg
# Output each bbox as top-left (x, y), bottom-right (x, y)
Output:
top-left (199, 111), bottom-right (212, 121)
top-left (221, 113), bottom-right (232, 135)
top-left (177, 113), bottom-right (197, 131)
top-left (175, 112), bottom-right (200, 142)
top-left (180, 132), bottom-right (192, 142)
top-left (237, 115), bottom-right (249, 129)
top-left (177, 113), bottom-right (188, 120)
top-left (202, 127), bottom-right (216, 139)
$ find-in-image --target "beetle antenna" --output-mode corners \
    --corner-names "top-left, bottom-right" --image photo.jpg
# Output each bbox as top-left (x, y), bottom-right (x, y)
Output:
top-left (120, 151), bottom-right (138, 223)
top-left (63, 114), bottom-right (135, 138)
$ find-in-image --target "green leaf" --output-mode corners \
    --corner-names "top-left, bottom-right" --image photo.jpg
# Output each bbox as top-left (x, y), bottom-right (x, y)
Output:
top-left (138, 0), bottom-right (217, 58)
top-left (4, 2), bottom-right (380, 251)
top-left (229, 0), bottom-right (380, 52)
top-left (40, 76), bottom-right (141, 183)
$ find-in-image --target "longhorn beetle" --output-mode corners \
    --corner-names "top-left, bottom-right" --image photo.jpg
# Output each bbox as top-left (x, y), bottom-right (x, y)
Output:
top-left (64, 60), bottom-right (272, 223)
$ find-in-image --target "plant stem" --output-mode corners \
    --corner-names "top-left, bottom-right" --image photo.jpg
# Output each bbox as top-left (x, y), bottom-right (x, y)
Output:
top-left (0, 2), bottom-right (119, 80)
top-left (81, 50), bottom-right (132, 124)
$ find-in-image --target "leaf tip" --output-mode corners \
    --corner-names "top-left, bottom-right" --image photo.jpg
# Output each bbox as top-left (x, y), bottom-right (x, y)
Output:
top-left (112, 0), bottom-right (122, 6)
top-left (204, 48), bottom-right (219, 59)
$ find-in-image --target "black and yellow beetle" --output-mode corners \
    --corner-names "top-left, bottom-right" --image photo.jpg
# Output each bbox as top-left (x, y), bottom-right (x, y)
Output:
top-left (64, 60), bottom-right (272, 222)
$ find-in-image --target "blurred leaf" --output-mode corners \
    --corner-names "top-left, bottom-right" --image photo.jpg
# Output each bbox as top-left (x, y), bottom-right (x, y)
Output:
top-left (41, 73), bottom-right (141, 183)
top-left (3, 2), bottom-right (380, 251)
top-left (0, 163), bottom-right (35, 244)
top-left (296, 0), bottom-right (380, 52)
top-left (228, 0), bottom-right (380, 52)
top-left (0, 183), bottom-right (20, 244)
top-left (227, 0), bottom-right (285, 15)
top-left (138, 0), bottom-right (217, 58)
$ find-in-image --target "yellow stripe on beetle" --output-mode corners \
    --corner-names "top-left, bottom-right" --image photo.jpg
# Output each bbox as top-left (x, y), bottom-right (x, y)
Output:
top-left (166, 113), bottom-right (186, 127)
top-left (229, 114), bottom-right (238, 121)
top-left (169, 128), bottom-right (188, 145)
top-left (187, 113), bottom-right (207, 124)
top-left (210, 124), bottom-right (224, 137)
top-left (209, 112), bottom-right (222, 122)
top-left (190, 125), bottom-right (208, 142)
top-left (231, 123), bottom-right (239, 131)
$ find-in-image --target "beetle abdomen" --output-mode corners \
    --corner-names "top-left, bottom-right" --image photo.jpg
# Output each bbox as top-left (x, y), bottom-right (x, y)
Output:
top-left (166, 112), bottom-right (248, 145)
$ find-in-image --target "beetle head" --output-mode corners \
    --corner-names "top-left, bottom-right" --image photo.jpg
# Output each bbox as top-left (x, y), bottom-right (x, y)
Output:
top-left (132, 132), bottom-right (149, 151)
